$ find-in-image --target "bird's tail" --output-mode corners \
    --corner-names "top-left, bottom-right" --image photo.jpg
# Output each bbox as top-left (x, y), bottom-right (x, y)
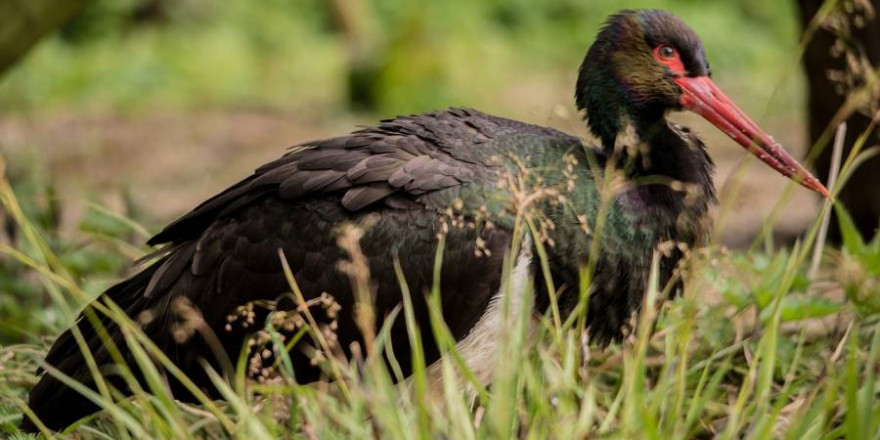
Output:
top-left (20, 261), bottom-right (162, 434)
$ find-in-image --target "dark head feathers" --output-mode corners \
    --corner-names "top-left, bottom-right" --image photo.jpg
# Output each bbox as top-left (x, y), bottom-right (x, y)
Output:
top-left (575, 9), bottom-right (711, 148)
top-left (635, 10), bottom-right (709, 77)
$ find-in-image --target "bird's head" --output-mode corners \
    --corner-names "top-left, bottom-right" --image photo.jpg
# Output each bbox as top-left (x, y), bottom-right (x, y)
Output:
top-left (576, 9), bottom-right (830, 198)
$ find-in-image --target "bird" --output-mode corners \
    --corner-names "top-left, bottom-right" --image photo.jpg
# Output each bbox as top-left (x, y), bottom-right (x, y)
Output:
top-left (21, 9), bottom-right (830, 433)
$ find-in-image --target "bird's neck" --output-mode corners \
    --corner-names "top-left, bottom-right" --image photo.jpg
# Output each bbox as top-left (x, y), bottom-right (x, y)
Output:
top-left (599, 113), bottom-right (717, 214)
top-left (606, 114), bottom-right (706, 176)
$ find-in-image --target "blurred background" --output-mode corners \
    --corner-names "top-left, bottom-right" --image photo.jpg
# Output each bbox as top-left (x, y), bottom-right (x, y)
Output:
top-left (0, 0), bottom-right (877, 342)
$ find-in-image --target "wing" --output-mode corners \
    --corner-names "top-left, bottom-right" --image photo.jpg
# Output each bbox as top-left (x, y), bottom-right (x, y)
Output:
top-left (28, 109), bottom-right (524, 427)
top-left (138, 107), bottom-right (522, 371)
top-left (27, 107), bottom-right (595, 431)
top-left (135, 107), bottom-right (515, 331)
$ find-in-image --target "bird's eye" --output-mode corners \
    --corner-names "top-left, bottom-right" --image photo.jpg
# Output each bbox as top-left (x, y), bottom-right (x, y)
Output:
top-left (652, 44), bottom-right (685, 75)
top-left (658, 45), bottom-right (676, 59)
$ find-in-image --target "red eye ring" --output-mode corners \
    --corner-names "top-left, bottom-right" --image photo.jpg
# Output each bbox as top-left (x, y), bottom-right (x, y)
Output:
top-left (653, 44), bottom-right (685, 75)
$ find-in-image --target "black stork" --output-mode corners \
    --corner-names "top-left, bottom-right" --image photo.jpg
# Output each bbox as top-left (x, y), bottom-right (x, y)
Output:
top-left (22, 9), bottom-right (830, 433)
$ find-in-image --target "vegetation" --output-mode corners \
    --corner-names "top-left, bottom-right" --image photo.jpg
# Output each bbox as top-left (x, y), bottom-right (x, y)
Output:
top-left (1, 0), bottom-right (879, 439)
top-left (0, 0), bottom-right (803, 115)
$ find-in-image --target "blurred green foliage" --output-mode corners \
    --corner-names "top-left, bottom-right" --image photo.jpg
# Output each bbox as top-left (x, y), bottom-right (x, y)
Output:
top-left (834, 203), bottom-right (880, 315)
top-left (711, 251), bottom-right (842, 324)
top-left (0, 0), bottom-right (803, 116)
top-left (0, 172), bottom-right (142, 345)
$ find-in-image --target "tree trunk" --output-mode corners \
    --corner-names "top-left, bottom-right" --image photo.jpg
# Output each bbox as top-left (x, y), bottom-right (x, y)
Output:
top-left (797, 0), bottom-right (880, 242)
top-left (0, 0), bottom-right (91, 75)
top-left (326, 0), bottom-right (382, 111)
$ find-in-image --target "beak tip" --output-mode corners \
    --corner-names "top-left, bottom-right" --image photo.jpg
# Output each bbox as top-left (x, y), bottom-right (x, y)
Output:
top-left (677, 75), bottom-right (836, 203)
top-left (815, 184), bottom-right (832, 200)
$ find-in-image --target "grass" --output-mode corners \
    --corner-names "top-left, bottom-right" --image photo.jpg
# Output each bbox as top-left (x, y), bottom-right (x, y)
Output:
top-left (1, 117), bottom-right (880, 439)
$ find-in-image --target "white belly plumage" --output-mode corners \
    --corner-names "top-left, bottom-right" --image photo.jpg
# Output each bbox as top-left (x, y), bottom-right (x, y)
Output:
top-left (419, 237), bottom-right (534, 396)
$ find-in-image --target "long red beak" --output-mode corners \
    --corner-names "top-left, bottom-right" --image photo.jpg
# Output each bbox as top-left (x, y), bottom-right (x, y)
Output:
top-left (675, 76), bottom-right (831, 198)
